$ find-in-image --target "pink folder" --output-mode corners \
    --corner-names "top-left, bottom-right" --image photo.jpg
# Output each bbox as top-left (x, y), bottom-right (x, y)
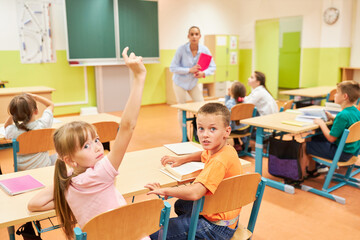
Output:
top-left (0, 174), bottom-right (44, 196)
top-left (197, 53), bottom-right (212, 71)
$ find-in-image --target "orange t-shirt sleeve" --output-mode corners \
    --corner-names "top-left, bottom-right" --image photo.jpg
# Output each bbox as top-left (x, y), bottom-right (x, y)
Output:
top-left (194, 160), bottom-right (227, 194)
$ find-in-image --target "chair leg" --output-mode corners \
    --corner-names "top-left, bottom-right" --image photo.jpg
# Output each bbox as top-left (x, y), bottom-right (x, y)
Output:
top-left (300, 185), bottom-right (345, 204)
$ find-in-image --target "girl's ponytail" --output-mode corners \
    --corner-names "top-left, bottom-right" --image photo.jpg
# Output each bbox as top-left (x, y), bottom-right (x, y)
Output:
top-left (53, 159), bottom-right (76, 240)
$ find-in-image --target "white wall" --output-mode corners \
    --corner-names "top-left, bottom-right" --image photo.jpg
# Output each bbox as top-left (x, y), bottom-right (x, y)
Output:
top-left (0, 0), bottom-right (66, 50)
top-left (320, 0), bottom-right (353, 48)
top-left (0, 0), bottom-right (356, 52)
top-left (158, 0), bottom-right (242, 49)
top-left (350, 0), bottom-right (360, 66)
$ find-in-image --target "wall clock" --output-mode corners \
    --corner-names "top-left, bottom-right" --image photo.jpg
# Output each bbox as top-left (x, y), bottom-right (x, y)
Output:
top-left (323, 7), bottom-right (340, 25)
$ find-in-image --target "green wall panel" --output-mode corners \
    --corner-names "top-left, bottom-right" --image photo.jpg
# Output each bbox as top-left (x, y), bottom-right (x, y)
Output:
top-left (239, 49), bottom-right (252, 94)
top-left (255, 19), bottom-right (280, 98)
top-left (300, 48), bottom-right (350, 88)
top-left (318, 48), bottom-right (350, 86)
top-left (300, 48), bottom-right (320, 88)
top-left (278, 32), bottom-right (301, 89)
top-left (0, 50), bottom-right (96, 116)
top-left (142, 63), bottom-right (166, 105)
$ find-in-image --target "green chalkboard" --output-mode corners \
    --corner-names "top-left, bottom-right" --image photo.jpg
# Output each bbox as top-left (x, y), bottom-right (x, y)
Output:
top-left (65, 0), bottom-right (159, 62)
top-left (65, 0), bottom-right (116, 59)
top-left (118, 0), bottom-right (159, 58)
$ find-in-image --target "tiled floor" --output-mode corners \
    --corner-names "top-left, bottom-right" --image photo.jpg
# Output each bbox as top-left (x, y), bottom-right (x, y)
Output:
top-left (1, 103), bottom-right (359, 240)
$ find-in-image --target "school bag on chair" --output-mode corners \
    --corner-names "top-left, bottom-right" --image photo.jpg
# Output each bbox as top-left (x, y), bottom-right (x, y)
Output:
top-left (268, 136), bottom-right (303, 185)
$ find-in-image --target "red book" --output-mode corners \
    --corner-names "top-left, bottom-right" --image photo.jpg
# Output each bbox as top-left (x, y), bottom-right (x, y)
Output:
top-left (197, 53), bottom-right (212, 71)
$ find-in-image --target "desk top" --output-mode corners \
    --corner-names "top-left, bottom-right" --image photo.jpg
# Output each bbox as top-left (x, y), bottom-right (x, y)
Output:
top-left (53, 113), bottom-right (121, 128)
top-left (0, 86), bottom-right (55, 96)
top-left (0, 143), bottom-right (251, 228)
top-left (241, 106), bottom-right (324, 134)
top-left (279, 86), bottom-right (335, 98)
top-left (171, 100), bottom-right (221, 114)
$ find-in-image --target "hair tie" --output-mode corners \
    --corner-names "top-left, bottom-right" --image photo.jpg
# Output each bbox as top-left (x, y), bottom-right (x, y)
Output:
top-left (238, 97), bottom-right (244, 102)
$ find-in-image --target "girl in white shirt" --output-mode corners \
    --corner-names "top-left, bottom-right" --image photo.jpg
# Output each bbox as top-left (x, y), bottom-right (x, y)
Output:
top-left (245, 71), bottom-right (278, 116)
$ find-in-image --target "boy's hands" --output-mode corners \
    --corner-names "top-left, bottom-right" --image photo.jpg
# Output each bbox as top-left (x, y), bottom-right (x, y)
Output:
top-left (144, 182), bottom-right (169, 199)
top-left (161, 155), bottom-right (183, 167)
top-left (325, 111), bottom-right (335, 121)
top-left (122, 47), bottom-right (146, 79)
top-left (314, 118), bottom-right (326, 126)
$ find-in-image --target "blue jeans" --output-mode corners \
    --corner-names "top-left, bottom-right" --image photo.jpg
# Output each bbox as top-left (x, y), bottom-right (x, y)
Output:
top-left (150, 200), bottom-right (236, 240)
top-left (306, 134), bottom-right (353, 162)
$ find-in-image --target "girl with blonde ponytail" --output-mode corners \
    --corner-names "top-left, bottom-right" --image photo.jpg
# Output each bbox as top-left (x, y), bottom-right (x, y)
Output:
top-left (27, 48), bottom-right (148, 240)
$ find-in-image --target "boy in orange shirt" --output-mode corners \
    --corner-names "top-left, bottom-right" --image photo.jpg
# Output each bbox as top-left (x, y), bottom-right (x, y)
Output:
top-left (145, 102), bottom-right (243, 240)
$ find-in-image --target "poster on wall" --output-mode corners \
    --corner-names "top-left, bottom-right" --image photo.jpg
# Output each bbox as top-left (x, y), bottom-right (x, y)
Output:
top-left (16, 0), bottom-right (56, 64)
top-left (230, 36), bottom-right (237, 49)
top-left (230, 51), bottom-right (238, 65)
top-left (216, 36), bottom-right (227, 46)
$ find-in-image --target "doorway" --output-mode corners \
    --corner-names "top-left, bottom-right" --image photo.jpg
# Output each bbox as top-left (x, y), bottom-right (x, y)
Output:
top-left (255, 16), bottom-right (302, 99)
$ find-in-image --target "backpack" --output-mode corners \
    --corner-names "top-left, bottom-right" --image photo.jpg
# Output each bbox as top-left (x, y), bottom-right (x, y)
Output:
top-left (268, 136), bottom-right (303, 185)
top-left (16, 221), bottom-right (42, 240)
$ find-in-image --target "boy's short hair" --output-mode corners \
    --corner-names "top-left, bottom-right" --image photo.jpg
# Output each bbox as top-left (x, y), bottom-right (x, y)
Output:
top-left (337, 80), bottom-right (360, 103)
top-left (198, 103), bottom-right (230, 127)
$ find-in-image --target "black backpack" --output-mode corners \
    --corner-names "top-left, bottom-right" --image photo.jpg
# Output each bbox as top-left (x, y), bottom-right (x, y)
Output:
top-left (16, 221), bottom-right (42, 240)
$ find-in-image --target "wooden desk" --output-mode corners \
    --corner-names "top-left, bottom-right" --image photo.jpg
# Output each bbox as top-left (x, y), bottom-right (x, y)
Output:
top-left (0, 144), bottom-right (251, 229)
top-left (241, 106), bottom-right (324, 194)
top-left (171, 100), bottom-right (220, 142)
top-left (0, 86), bottom-right (55, 123)
top-left (53, 113), bottom-right (121, 128)
top-left (280, 86), bottom-right (335, 102)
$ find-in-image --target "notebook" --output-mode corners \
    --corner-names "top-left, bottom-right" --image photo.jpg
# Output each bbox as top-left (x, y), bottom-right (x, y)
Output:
top-left (0, 175), bottom-right (45, 196)
top-left (164, 142), bottom-right (202, 155)
top-left (197, 53), bottom-right (212, 71)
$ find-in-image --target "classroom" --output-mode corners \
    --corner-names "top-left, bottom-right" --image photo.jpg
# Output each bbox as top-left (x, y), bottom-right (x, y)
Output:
top-left (1, 0), bottom-right (360, 239)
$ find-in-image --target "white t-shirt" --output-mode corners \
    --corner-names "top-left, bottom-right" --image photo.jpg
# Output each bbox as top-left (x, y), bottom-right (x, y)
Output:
top-left (5, 109), bottom-right (54, 171)
top-left (244, 85), bottom-right (278, 116)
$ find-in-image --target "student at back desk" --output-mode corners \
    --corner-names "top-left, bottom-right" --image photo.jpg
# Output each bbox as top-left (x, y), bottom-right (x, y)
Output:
top-left (301, 80), bottom-right (360, 178)
top-left (145, 102), bottom-right (243, 240)
top-left (4, 93), bottom-right (55, 171)
top-left (225, 81), bottom-right (249, 151)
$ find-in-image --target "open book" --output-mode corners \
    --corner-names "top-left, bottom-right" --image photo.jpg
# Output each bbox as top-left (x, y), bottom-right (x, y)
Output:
top-left (160, 162), bottom-right (205, 181)
top-left (295, 109), bottom-right (328, 123)
top-left (164, 142), bottom-right (202, 155)
top-left (0, 175), bottom-right (45, 196)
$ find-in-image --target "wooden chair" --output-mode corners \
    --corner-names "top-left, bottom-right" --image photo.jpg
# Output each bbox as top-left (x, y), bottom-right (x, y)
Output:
top-left (228, 103), bottom-right (256, 157)
top-left (301, 121), bottom-right (360, 204)
top-left (92, 121), bottom-right (119, 152)
top-left (12, 128), bottom-right (55, 172)
top-left (188, 173), bottom-right (266, 240)
top-left (325, 88), bottom-right (336, 102)
top-left (74, 199), bottom-right (171, 240)
top-left (276, 99), bottom-right (294, 112)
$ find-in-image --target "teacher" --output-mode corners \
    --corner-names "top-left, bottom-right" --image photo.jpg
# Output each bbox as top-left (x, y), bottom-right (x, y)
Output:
top-left (170, 26), bottom-right (216, 127)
